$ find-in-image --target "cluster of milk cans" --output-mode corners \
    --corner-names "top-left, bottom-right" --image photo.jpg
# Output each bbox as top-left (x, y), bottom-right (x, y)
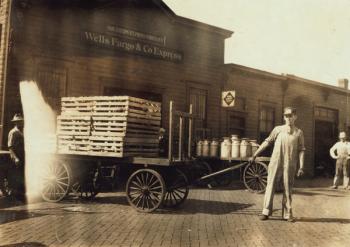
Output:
top-left (196, 135), bottom-right (260, 159)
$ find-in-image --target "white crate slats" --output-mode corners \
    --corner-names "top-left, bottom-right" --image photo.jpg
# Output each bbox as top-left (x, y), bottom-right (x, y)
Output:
top-left (57, 96), bottom-right (161, 157)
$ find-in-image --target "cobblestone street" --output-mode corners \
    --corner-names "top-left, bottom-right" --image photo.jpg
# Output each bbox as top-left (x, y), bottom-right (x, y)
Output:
top-left (0, 179), bottom-right (349, 247)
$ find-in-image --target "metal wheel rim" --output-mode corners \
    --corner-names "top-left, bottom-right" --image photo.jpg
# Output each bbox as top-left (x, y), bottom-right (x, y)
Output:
top-left (41, 161), bottom-right (71, 202)
top-left (126, 169), bottom-right (165, 213)
top-left (162, 169), bottom-right (189, 208)
top-left (243, 161), bottom-right (268, 193)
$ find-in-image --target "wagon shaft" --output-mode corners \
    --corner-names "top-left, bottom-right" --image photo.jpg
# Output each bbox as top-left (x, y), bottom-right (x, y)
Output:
top-left (197, 162), bottom-right (248, 182)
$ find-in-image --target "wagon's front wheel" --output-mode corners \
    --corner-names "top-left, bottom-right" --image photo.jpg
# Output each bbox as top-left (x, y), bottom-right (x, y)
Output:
top-left (162, 169), bottom-right (189, 208)
top-left (126, 169), bottom-right (165, 213)
top-left (243, 161), bottom-right (268, 193)
top-left (41, 160), bottom-right (71, 202)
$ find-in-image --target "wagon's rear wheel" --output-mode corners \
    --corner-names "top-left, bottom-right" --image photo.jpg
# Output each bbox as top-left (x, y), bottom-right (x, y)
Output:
top-left (243, 161), bottom-right (268, 193)
top-left (194, 160), bottom-right (213, 187)
top-left (0, 178), bottom-right (11, 197)
top-left (41, 160), bottom-right (71, 202)
top-left (71, 167), bottom-right (101, 199)
top-left (126, 169), bottom-right (165, 213)
top-left (162, 169), bottom-right (189, 208)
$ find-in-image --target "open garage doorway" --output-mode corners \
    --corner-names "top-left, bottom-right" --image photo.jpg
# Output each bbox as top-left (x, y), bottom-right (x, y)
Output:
top-left (314, 107), bottom-right (338, 177)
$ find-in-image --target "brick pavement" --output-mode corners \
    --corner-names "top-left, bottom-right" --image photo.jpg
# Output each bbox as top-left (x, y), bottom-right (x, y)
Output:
top-left (0, 179), bottom-right (349, 247)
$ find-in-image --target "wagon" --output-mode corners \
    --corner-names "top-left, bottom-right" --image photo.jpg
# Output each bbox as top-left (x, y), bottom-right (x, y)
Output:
top-left (39, 99), bottom-right (199, 212)
top-left (8, 97), bottom-right (269, 213)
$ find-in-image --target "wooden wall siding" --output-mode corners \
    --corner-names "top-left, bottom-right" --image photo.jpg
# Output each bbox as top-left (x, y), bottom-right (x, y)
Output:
top-left (0, 0), bottom-right (10, 147)
top-left (4, 2), bottom-right (226, 142)
top-left (224, 71), bottom-right (284, 140)
top-left (226, 65), bottom-right (350, 176)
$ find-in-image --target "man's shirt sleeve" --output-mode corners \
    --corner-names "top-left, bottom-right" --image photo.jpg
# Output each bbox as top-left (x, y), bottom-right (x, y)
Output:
top-left (298, 130), bottom-right (306, 151)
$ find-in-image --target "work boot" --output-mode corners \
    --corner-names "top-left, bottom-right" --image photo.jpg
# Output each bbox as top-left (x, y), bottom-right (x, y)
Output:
top-left (259, 215), bottom-right (268, 221)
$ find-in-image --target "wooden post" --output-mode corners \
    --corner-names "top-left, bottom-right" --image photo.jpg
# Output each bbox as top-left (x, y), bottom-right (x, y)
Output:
top-left (179, 116), bottom-right (183, 160)
top-left (188, 104), bottom-right (193, 158)
top-left (168, 101), bottom-right (173, 161)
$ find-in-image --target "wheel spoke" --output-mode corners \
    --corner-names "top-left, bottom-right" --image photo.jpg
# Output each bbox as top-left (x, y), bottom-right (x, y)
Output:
top-left (131, 180), bottom-right (142, 188)
top-left (136, 175), bottom-right (143, 187)
top-left (149, 185), bottom-right (162, 191)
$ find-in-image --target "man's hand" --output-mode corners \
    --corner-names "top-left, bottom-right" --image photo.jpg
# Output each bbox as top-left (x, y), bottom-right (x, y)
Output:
top-left (297, 168), bottom-right (304, 177)
top-left (14, 158), bottom-right (21, 167)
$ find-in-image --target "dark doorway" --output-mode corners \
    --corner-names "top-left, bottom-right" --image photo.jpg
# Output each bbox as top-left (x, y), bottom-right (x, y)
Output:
top-left (314, 120), bottom-right (338, 177)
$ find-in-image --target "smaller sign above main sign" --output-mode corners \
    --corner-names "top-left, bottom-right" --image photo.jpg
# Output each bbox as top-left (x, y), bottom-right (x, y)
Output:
top-left (222, 91), bottom-right (235, 107)
top-left (83, 31), bottom-right (183, 63)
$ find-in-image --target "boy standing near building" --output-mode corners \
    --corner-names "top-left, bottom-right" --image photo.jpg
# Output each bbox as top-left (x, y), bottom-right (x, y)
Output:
top-left (329, 131), bottom-right (350, 189)
top-left (250, 107), bottom-right (305, 222)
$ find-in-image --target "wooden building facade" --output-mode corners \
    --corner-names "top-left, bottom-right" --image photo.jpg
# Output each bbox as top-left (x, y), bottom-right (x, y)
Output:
top-left (0, 0), bottom-right (348, 177)
top-left (224, 64), bottom-right (350, 176)
top-left (0, 0), bottom-right (232, 147)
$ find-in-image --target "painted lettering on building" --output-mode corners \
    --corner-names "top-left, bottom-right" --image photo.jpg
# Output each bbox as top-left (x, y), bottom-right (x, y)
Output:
top-left (83, 31), bottom-right (183, 63)
top-left (106, 25), bottom-right (166, 46)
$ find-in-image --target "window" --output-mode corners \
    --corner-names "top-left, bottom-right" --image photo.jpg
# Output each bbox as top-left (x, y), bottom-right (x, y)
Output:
top-left (314, 107), bottom-right (338, 122)
top-left (259, 105), bottom-right (275, 141)
top-left (189, 87), bottom-right (207, 128)
top-left (259, 104), bottom-right (275, 156)
top-left (227, 112), bottom-right (245, 137)
top-left (37, 68), bottom-right (67, 112)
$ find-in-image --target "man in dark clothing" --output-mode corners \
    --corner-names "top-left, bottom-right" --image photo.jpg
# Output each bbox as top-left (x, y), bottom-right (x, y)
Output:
top-left (8, 113), bottom-right (25, 198)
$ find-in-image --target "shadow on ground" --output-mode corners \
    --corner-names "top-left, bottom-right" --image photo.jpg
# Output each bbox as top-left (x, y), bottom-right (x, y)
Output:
top-left (0, 209), bottom-right (46, 225)
top-left (296, 217), bottom-right (350, 224)
top-left (159, 199), bottom-right (254, 215)
top-left (0, 242), bottom-right (47, 247)
top-left (294, 188), bottom-right (349, 197)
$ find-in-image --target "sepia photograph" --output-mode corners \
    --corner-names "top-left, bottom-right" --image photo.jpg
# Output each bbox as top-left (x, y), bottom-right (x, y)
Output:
top-left (0, 0), bottom-right (349, 246)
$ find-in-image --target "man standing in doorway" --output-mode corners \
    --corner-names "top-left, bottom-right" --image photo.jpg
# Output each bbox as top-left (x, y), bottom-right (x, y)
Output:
top-left (8, 113), bottom-right (25, 199)
top-left (250, 107), bottom-right (305, 222)
top-left (329, 131), bottom-right (350, 189)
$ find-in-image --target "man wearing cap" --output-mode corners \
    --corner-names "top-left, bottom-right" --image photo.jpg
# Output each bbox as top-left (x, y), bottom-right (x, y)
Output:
top-left (329, 131), bottom-right (350, 189)
top-left (8, 113), bottom-right (25, 198)
top-left (250, 107), bottom-right (305, 222)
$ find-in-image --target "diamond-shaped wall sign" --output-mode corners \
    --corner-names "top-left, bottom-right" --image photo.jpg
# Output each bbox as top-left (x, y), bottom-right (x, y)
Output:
top-left (222, 91), bottom-right (235, 107)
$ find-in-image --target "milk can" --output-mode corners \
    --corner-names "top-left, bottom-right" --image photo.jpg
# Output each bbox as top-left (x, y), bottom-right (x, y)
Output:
top-left (196, 140), bottom-right (203, 157)
top-left (231, 135), bottom-right (241, 158)
top-left (250, 140), bottom-right (259, 156)
top-left (210, 139), bottom-right (219, 157)
top-left (202, 139), bottom-right (210, 157)
top-left (220, 137), bottom-right (232, 159)
top-left (240, 138), bottom-right (252, 158)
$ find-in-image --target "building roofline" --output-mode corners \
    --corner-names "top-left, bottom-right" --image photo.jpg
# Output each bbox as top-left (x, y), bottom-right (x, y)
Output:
top-left (284, 74), bottom-right (349, 94)
top-left (225, 63), bottom-right (349, 94)
top-left (224, 63), bottom-right (285, 80)
top-left (153, 0), bottom-right (233, 38)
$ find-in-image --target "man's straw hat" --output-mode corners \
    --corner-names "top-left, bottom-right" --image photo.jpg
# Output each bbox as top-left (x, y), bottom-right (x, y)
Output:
top-left (11, 113), bottom-right (24, 122)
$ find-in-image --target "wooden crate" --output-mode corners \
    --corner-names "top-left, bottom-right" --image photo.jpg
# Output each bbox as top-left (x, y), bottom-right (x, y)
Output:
top-left (57, 96), bottom-right (161, 157)
top-left (57, 135), bottom-right (90, 152)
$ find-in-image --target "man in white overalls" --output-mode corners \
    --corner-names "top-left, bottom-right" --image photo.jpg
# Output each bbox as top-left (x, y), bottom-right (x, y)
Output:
top-left (250, 107), bottom-right (305, 222)
top-left (329, 131), bottom-right (350, 189)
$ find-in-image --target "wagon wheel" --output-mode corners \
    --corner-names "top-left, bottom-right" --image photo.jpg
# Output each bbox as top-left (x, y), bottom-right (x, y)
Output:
top-left (243, 161), bottom-right (268, 193)
top-left (71, 168), bottom-right (101, 199)
top-left (71, 180), bottom-right (100, 199)
top-left (41, 160), bottom-right (71, 202)
top-left (194, 160), bottom-right (213, 187)
top-left (126, 169), bottom-right (165, 213)
top-left (213, 162), bottom-right (234, 187)
top-left (162, 169), bottom-right (189, 208)
top-left (0, 178), bottom-right (11, 197)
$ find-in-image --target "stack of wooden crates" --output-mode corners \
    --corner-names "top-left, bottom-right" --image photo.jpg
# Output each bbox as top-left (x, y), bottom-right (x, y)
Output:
top-left (57, 96), bottom-right (161, 157)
